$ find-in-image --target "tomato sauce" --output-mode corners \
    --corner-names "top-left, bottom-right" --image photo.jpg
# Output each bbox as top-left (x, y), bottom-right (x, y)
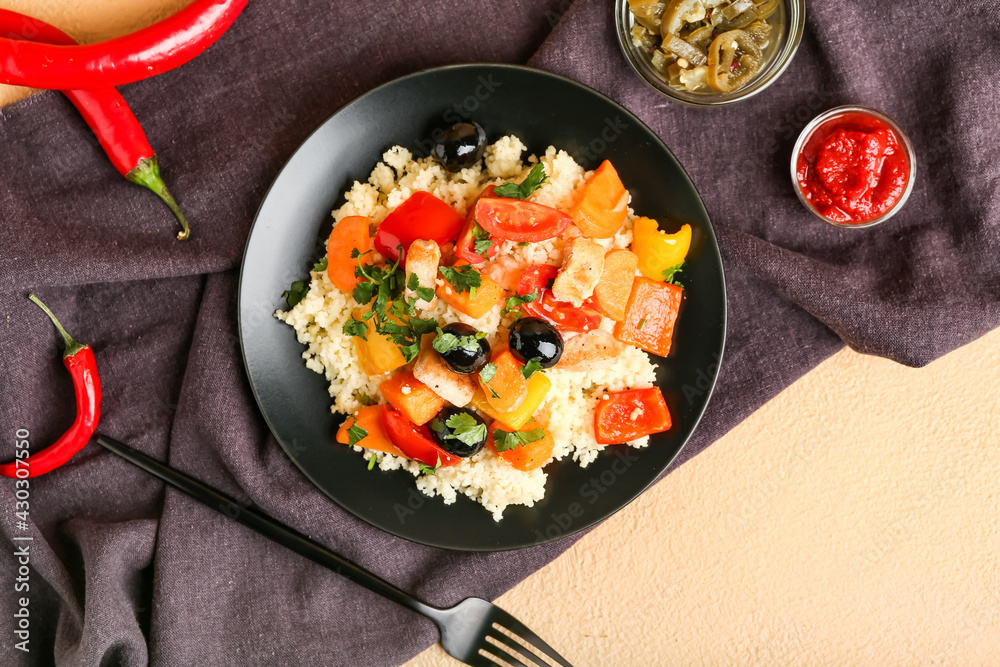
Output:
top-left (796, 112), bottom-right (910, 224)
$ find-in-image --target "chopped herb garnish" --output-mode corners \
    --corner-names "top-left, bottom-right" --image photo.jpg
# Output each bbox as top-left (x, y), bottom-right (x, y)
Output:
top-left (502, 288), bottom-right (540, 318)
top-left (419, 456), bottom-right (442, 476)
top-left (439, 264), bottom-right (482, 296)
top-left (521, 358), bottom-right (543, 379)
top-left (517, 241), bottom-right (531, 247)
top-left (312, 257), bottom-right (328, 273)
top-left (282, 280), bottom-right (309, 308)
top-left (487, 386), bottom-right (500, 399)
top-left (637, 318), bottom-right (647, 330)
top-left (493, 163), bottom-right (548, 200)
top-left (444, 412), bottom-right (487, 447)
top-left (662, 262), bottom-right (685, 288)
top-left (479, 362), bottom-right (497, 384)
top-left (407, 272), bottom-right (436, 303)
top-left (342, 317), bottom-right (369, 340)
top-left (433, 326), bottom-right (486, 358)
top-left (470, 221), bottom-right (493, 257)
top-left (346, 418), bottom-right (368, 447)
top-left (493, 428), bottom-right (546, 453)
top-left (367, 455), bottom-right (377, 470)
top-left (357, 394), bottom-right (372, 406)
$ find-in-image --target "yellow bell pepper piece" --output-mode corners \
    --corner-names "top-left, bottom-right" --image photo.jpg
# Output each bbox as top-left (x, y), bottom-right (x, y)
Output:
top-left (469, 371), bottom-right (551, 430)
top-left (631, 217), bottom-right (691, 281)
top-left (351, 307), bottom-right (406, 376)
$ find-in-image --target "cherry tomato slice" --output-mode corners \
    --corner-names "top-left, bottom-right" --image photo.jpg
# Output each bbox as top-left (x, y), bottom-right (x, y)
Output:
top-left (516, 265), bottom-right (603, 333)
top-left (455, 185), bottom-right (501, 264)
top-left (375, 191), bottom-right (464, 263)
top-left (380, 406), bottom-right (461, 467)
top-left (470, 197), bottom-right (572, 242)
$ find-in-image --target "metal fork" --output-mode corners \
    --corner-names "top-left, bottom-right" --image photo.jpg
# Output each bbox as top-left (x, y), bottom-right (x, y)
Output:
top-left (97, 435), bottom-right (575, 667)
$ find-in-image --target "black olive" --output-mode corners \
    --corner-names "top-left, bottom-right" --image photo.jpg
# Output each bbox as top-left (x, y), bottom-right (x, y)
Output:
top-left (432, 122), bottom-right (487, 172)
top-left (428, 407), bottom-right (488, 457)
top-left (434, 322), bottom-right (491, 374)
top-left (509, 317), bottom-right (563, 368)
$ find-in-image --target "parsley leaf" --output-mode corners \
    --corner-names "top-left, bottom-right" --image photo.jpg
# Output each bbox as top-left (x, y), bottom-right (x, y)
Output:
top-left (312, 257), bottom-right (328, 273)
top-left (479, 362), bottom-right (497, 384)
top-left (502, 289), bottom-right (540, 317)
top-left (419, 456), bottom-right (442, 476)
top-left (439, 264), bottom-right (482, 295)
top-left (521, 358), bottom-right (543, 379)
top-left (517, 241), bottom-right (531, 247)
top-left (357, 394), bottom-right (372, 406)
top-left (468, 220), bottom-right (493, 257)
top-left (474, 237), bottom-right (493, 256)
top-left (282, 281), bottom-right (309, 308)
top-left (346, 418), bottom-right (368, 447)
top-left (662, 262), bottom-right (685, 288)
top-left (492, 428), bottom-right (546, 452)
top-left (343, 318), bottom-right (368, 340)
top-left (433, 327), bottom-right (484, 357)
top-left (407, 273), bottom-right (436, 303)
top-left (444, 412), bottom-right (487, 447)
top-left (493, 164), bottom-right (548, 200)
top-left (367, 455), bottom-right (377, 470)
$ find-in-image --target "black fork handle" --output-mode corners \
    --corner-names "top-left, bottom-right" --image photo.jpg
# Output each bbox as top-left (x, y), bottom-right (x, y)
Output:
top-left (96, 435), bottom-right (446, 624)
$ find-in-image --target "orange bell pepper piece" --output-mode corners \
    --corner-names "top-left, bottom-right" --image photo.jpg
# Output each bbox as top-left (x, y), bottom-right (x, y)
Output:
top-left (436, 260), bottom-right (505, 319)
top-left (570, 160), bottom-right (629, 239)
top-left (590, 249), bottom-right (638, 321)
top-left (613, 277), bottom-right (683, 357)
top-left (478, 348), bottom-right (529, 414)
top-left (326, 216), bottom-right (371, 293)
top-left (335, 405), bottom-right (404, 456)
top-left (488, 418), bottom-right (555, 471)
top-left (379, 372), bottom-right (444, 426)
top-left (468, 370), bottom-right (551, 430)
top-left (593, 387), bottom-right (671, 444)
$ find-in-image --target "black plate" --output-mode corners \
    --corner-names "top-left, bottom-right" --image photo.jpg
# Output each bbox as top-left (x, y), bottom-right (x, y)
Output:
top-left (239, 64), bottom-right (726, 551)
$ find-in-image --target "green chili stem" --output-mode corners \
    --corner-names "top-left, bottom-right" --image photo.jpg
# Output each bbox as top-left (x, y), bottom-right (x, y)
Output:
top-left (28, 294), bottom-right (87, 358)
top-left (126, 155), bottom-right (190, 241)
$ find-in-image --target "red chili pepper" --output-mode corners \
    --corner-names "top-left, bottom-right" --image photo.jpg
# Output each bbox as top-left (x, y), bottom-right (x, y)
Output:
top-left (0, 0), bottom-right (249, 90)
top-left (0, 10), bottom-right (190, 240)
top-left (0, 295), bottom-right (101, 479)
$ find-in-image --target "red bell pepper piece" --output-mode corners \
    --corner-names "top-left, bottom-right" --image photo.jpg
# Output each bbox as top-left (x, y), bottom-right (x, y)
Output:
top-left (593, 388), bottom-right (671, 445)
top-left (380, 407), bottom-right (462, 468)
top-left (515, 265), bottom-right (602, 333)
top-left (375, 191), bottom-right (465, 263)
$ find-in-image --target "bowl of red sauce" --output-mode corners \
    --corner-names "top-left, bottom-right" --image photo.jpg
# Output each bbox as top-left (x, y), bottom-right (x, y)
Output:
top-left (792, 105), bottom-right (915, 228)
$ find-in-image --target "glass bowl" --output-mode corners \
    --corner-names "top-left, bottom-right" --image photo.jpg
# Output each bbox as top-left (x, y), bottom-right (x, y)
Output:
top-left (614, 0), bottom-right (806, 106)
top-left (790, 105), bottom-right (917, 229)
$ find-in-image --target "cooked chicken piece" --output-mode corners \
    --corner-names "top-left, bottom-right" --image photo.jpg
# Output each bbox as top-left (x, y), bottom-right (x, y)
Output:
top-left (413, 348), bottom-right (476, 407)
top-left (551, 237), bottom-right (605, 306)
top-left (404, 239), bottom-right (441, 311)
top-left (556, 329), bottom-right (625, 372)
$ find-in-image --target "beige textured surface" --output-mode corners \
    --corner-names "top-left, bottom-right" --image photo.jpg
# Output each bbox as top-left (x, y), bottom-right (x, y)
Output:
top-left (406, 330), bottom-right (1000, 666)
top-left (3, 2), bottom-right (998, 665)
